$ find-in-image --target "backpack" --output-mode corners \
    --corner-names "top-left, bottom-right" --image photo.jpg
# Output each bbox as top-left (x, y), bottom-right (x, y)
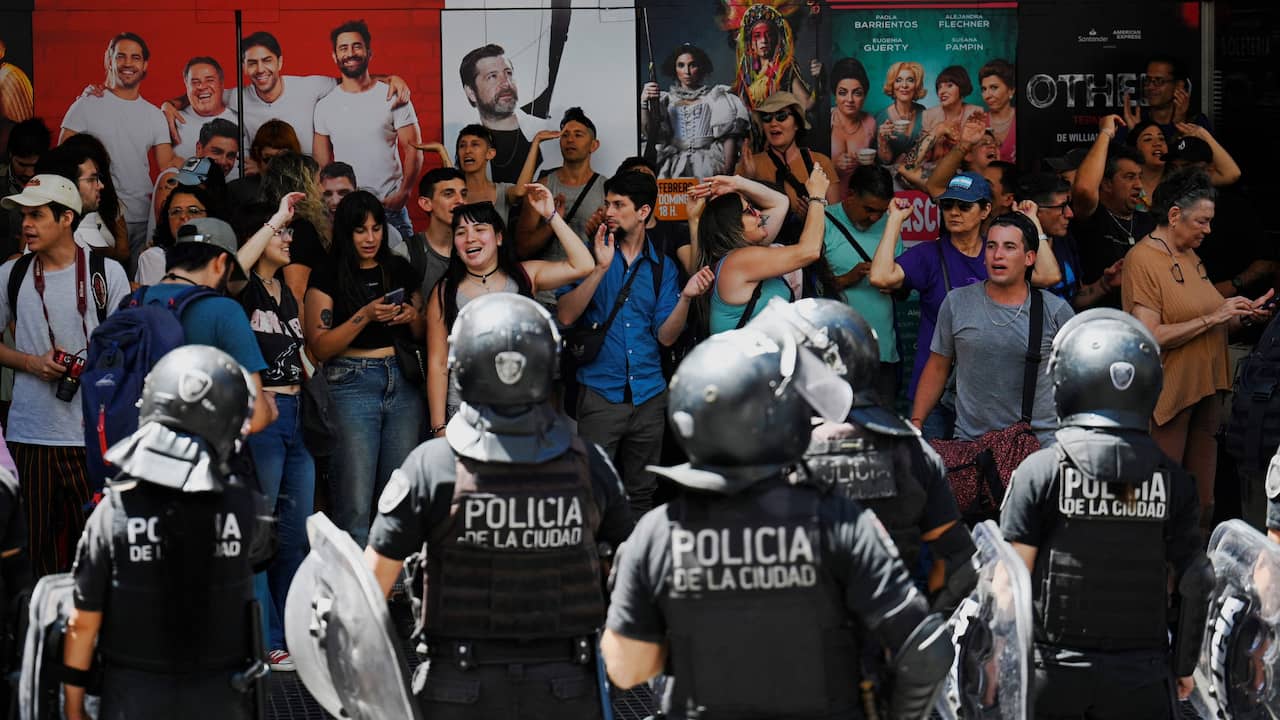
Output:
top-left (80, 285), bottom-right (220, 493)
top-left (1225, 316), bottom-right (1280, 473)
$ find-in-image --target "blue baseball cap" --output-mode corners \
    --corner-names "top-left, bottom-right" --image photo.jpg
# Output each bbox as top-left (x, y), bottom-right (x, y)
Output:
top-left (937, 172), bottom-right (992, 203)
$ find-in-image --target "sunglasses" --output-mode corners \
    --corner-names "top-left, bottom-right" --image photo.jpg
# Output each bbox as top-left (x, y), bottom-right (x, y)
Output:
top-left (1170, 259), bottom-right (1208, 285)
top-left (938, 199), bottom-right (976, 212)
top-left (758, 110), bottom-right (793, 124)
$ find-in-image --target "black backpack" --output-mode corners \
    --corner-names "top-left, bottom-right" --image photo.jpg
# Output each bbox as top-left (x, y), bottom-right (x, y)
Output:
top-left (1225, 315), bottom-right (1280, 472)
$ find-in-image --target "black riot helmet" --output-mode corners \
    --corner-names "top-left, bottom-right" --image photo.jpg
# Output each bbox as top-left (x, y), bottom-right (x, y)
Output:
top-left (448, 293), bottom-right (560, 406)
top-left (138, 345), bottom-right (255, 464)
top-left (748, 297), bottom-right (912, 435)
top-left (667, 328), bottom-right (848, 475)
top-left (1048, 308), bottom-right (1162, 431)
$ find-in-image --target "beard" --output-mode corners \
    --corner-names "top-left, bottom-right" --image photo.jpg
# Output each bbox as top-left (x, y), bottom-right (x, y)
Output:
top-left (478, 92), bottom-right (518, 119)
top-left (338, 56), bottom-right (369, 80)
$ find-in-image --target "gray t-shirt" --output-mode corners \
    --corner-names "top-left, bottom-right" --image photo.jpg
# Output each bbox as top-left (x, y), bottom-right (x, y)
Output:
top-left (535, 169), bottom-right (607, 306)
top-left (0, 247), bottom-right (130, 445)
top-left (931, 282), bottom-right (1075, 444)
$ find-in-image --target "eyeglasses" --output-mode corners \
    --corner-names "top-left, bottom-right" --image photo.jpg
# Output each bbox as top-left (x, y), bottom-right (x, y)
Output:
top-left (1040, 199), bottom-right (1073, 216)
top-left (274, 227), bottom-right (294, 240)
top-left (758, 110), bottom-right (792, 124)
top-left (1142, 76), bottom-right (1173, 88)
top-left (168, 205), bottom-right (208, 219)
top-left (938, 199), bottom-right (976, 212)
top-left (78, 174), bottom-right (102, 185)
top-left (1170, 259), bottom-right (1208, 285)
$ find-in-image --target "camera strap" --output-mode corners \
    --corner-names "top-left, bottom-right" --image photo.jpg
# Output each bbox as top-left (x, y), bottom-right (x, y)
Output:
top-left (31, 248), bottom-right (89, 354)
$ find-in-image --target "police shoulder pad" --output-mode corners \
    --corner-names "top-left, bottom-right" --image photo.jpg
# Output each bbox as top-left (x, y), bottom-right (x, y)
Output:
top-left (378, 469), bottom-right (412, 514)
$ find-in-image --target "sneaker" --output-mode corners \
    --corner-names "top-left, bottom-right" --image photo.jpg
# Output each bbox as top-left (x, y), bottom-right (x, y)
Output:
top-left (268, 649), bottom-right (295, 672)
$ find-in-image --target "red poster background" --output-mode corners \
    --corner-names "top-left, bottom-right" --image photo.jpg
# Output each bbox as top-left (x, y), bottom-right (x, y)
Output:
top-left (31, 1), bottom-right (448, 227)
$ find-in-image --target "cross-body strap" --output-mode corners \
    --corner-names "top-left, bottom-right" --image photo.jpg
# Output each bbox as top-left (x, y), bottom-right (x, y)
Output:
top-left (1020, 287), bottom-right (1045, 423)
top-left (735, 280), bottom-right (767, 330)
top-left (765, 148), bottom-right (815, 203)
top-left (594, 256), bottom-right (647, 336)
top-left (824, 211), bottom-right (872, 264)
top-left (936, 239), bottom-right (952, 293)
top-left (563, 173), bottom-right (601, 225)
top-left (89, 252), bottom-right (108, 325)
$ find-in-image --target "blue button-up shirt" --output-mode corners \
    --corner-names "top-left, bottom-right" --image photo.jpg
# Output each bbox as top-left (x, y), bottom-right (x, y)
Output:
top-left (557, 236), bottom-right (679, 405)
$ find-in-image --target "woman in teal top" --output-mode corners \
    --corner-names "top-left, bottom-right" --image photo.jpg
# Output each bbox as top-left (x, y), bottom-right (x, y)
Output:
top-left (690, 168), bottom-right (831, 334)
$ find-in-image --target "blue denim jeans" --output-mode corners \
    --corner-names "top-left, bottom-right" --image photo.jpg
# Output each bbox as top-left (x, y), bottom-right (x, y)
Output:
top-left (385, 205), bottom-right (414, 245)
top-left (325, 356), bottom-right (423, 546)
top-left (247, 393), bottom-right (315, 651)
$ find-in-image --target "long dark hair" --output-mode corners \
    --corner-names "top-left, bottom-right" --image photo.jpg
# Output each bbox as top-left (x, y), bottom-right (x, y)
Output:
top-left (331, 190), bottom-right (394, 312)
top-left (439, 201), bottom-right (533, 328)
top-left (59, 133), bottom-right (121, 227)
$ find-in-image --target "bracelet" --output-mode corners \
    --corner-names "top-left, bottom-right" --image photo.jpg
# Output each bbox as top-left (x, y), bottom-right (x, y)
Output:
top-left (1200, 316), bottom-right (1211, 329)
top-left (807, 196), bottom-right (829, 207)
top-left (263, 221), bottom-right (282, 234)
top-left (1101, 128), bottom-right (1116, 139)
top-left (544, 210), bottom-right (559, 224)
top-left (431, 424), bottom-right (447, 435)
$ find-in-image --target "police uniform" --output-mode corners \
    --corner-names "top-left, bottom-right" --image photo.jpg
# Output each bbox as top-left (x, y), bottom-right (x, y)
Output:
top-left (999, 309), bottom-right (1212, 719)
top-left (367, 293), bottom-right (634, 719)
top-left (65, 345), bottom-right (268, 720)
top-left (0, 465), bottom-right (29, 710)
top-left (606, 327), bottom-right (952, 720)
top-left (369, 413), bottom-right (633, 718)
top-left (1266, 450), bottom-right (1280, 538)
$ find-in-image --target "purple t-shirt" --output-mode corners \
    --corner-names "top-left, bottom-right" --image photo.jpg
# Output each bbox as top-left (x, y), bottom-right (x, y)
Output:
top-left (897, 236), bottom-right (986, 397)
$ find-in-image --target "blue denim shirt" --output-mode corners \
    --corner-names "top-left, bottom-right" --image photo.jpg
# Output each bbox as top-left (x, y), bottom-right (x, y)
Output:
top-left (558, 236), bottom-right (680, 405)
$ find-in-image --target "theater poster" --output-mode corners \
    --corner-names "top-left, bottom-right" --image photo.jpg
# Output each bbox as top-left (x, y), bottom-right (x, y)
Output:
top-left (1016, 1), bottom-right (1201, 170)
top-left (830, 3), bottom-right (1017, 242)
top-left (440, 4), bottom-right (636, 183)
top-left (637, 0), bottom-right (828, 181)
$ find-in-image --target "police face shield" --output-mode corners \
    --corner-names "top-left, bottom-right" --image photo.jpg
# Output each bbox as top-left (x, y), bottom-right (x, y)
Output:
top-left (782, 333), bottom-right (854, 424)
top-left (1192, 520), bottom-right (1280, 719)
top-left (285, 513), bottom-right (421, 720)
top-left (937, 521), bottom-right (1033, 720)
top-left (20, 574), bottom-right (100, 720)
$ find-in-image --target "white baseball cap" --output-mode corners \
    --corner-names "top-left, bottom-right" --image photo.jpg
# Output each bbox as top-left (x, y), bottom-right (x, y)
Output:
top-left (1, 174), bottom-right (83, 214)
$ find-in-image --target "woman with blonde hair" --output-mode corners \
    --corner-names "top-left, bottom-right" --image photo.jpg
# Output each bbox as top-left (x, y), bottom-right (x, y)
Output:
top-left (875, 61), bottom-right (927, 166)
top-left (258, 152), bottom-right (330, 325)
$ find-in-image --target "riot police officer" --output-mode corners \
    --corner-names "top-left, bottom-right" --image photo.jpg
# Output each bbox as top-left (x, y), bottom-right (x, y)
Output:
top-left (1266, 450), bottom-right (1280, 545)
top-left (749, 297), bottom-right (977, 611)
top-left (61, 345), bottom-right (269, 720)
top-left (364, 293), bottom-right (634, 719)
top-left (999, 309), bottom-right (1214, 718)
top-left (602, 327), bottom-right (953, 720)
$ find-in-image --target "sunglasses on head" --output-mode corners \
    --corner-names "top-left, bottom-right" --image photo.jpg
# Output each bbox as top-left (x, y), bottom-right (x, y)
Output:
top-left (758, 110), bottom-right (793, 124)
top-left (938, 198), bottom-right (976, 212)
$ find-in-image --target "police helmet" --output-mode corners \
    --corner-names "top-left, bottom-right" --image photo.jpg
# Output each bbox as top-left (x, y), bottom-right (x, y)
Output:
top-left (749, 298), bottom-right (911, 434)
top-left (448, 293), bottom-right (560, 406)
top-left (1048, 308), bottom-right (1162, 431)
top-left (667, 328), bottom-right (816, 469)
top-left (138, 345), bottom-right (255, 463)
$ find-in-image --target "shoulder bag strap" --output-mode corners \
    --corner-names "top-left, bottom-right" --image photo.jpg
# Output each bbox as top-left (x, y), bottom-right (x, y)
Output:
top-left (593, 260), bottom-right (645, 336)
top-left (765, 149), bottom-right (810, 202)
top-left (1020, 288), bottom-right (1045, 423)
top-left (6, 253), bottom-right (35, 317)
top-left (936, 240), bottom-right (952, 293)
top-left (563, 173), bottom-right (601, 225)
top-left (735, 280), bottom-right (767, 330)
top-left (824, 211), bottom-right (872, 263)
top-left (89, 252), bottom-right (108, 324)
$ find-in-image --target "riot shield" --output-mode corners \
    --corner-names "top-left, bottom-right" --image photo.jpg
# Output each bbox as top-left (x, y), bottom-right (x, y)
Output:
top-left (18, 573), bottom-right (99, 720)
top-left (1193, 519), bottom-right (1280, 719)
top-left (284, 512), bottom-right (421, 720)
top-left (936, 520), bottom-right (1033, 720)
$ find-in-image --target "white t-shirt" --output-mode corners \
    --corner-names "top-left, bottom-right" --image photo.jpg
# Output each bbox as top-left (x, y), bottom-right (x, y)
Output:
top-left (61, 92), bottom-right (170, 225)
top-left (173, 105), bottom-right (241, 180)
top-left (0, 246), bottom-right (130, 445)
top-left (235, 75), bottom-right (337, 156)
top-left (314, 81), bottom-right (417, 201)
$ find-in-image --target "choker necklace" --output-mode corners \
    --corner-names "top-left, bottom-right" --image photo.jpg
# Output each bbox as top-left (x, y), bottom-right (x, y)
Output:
top-left (467, 267), bottom-right (500, 284)
top-left (254, 271), bottom-right (276, 287)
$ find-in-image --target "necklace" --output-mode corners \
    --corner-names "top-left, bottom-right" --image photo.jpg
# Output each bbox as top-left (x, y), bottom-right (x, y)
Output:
top-left (466, 267), bottom-right (500, 285)
top-left (1104, 209), bottom-right (1135, 245)
top-left (982, 282), bottom-right (1028, 328)
top-left (254, 271), bottom-right (276, 287)
top-left (162, 272), bottom-right (197, 286)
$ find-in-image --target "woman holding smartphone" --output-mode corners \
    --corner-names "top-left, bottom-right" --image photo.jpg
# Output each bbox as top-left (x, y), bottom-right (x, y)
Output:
top-left (303, 190), bottom-right (423, 546)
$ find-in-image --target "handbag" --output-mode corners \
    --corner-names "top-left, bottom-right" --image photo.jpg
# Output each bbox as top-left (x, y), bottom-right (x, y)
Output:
top-left (930, 288), bottom-right (1045, 523)
top-left (299, 368), bottom-right (338, 458)
top-left (562, 256), bottom-right (648, 366)
top-left (394, 336), bottom-right (428, 387)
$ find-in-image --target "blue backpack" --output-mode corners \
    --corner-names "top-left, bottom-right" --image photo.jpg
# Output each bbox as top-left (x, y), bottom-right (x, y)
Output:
top-left (81, 285), bottom-right (219, 493)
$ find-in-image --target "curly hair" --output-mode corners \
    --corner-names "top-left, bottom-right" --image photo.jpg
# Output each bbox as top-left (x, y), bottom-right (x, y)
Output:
top-left (882, 61), bottom-right (927, 100)
top-left (257, 151), bottom-right (331, 249)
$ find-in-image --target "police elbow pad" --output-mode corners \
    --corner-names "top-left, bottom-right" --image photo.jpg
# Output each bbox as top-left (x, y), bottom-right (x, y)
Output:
top-left (890, 612), bottom-right (954, 720)
top-left (1173, 552), bottom-right (1216, 677)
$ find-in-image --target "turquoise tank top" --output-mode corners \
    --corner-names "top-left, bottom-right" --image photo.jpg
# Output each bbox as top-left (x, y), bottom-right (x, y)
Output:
top-left (709, 256), bottom-right (795, 334)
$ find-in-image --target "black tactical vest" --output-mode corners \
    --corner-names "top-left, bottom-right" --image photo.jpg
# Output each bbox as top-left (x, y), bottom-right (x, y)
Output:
top-left (100, 482), bottom-right (256, 672)
top-left (424, 438), bottom-right (604, 640)
top-left (1035, 449), bottom-right (1171, 651)
top-left (805, 421), bottom-right (928, 572)
top-left (662, 479), bottom-right (860, 718)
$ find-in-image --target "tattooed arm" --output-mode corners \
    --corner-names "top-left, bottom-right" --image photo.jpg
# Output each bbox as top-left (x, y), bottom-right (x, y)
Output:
top-left (303, 288), bottom-right (387, 362)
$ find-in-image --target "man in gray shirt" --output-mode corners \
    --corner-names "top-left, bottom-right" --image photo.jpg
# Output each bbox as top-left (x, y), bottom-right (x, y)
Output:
top-left (912, 210), bottom-right (1074, 446)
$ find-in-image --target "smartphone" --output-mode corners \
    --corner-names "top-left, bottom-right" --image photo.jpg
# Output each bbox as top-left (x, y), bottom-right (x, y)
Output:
top-left (383, 288), bottom-right (405, 306)
top-left (1263, 296), bottom-right (1279, 311)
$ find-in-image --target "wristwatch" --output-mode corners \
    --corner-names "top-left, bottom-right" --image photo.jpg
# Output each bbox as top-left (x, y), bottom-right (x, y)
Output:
top-left (1232, 275), bottom-right (1246, 292)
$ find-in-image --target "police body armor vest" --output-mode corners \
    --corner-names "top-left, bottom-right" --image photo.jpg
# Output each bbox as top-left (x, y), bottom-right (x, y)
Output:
top-left (663, 479), bottom-right (860, 718)
top-left (1035, 449), bottom-right (1171, 651)
top-left (424, 438), bottom-right (604, 640)
top-left (805, 422), bottom-right (927, 572)
top-left (100, 482), bottom-right (256, 672)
